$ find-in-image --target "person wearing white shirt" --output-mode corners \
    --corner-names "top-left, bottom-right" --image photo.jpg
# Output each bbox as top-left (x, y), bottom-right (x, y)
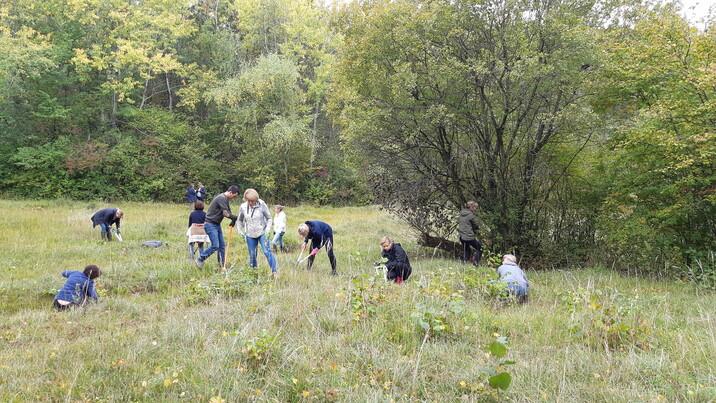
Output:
top-left (272, 205), bottom-right (287, 252)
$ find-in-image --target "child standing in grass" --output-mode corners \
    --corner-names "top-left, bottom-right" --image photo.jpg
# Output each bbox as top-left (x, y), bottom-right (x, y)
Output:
top-left (272, 205), bottom-right (287, 252)
top-left (496, 254), bottom-right (529, 303)
top-left (187, 201), bottom-right (210, 262)
top-left (53, 265), bottom-right (101, 310)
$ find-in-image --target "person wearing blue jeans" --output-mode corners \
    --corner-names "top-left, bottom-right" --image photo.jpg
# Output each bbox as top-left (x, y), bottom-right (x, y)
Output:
top-left (238, 188), bottom-right (277, 274)
top-left (271, 205), bottom-right (287, 252)
top-left (196, 185), bottom-right (239, 269)
top-left (496, 254), bottom-right (529, 303)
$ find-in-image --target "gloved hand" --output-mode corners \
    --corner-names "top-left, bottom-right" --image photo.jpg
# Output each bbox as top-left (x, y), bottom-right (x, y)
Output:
top-left (229, 215), bottom-right (238, 227)
top-left (310, 247), bottom-right (319, 256)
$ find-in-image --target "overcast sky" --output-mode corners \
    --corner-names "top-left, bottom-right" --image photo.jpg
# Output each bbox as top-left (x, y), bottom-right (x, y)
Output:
top-left (679, 0), bottom-right (714, 25)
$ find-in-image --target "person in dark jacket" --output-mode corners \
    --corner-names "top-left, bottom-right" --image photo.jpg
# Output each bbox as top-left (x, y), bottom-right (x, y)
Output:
top-left (186, 183), bottom-right (197, 206)
top-left (196, 182), bottom-right (206, 202)
top-left (195, 185), bottom-right (240, 269)
top-left (91, 208), bottom-right (123, 241)
top-left (187, 200), bottom-right (210, 261)
top-left (298, 220), bottom-right (337, 275)
top-left (380, 236), bottom-right (412, 283)
top-left (457, 200), bottom-right (481, 265)
top-left (53, 265), bottom-right (101, 310)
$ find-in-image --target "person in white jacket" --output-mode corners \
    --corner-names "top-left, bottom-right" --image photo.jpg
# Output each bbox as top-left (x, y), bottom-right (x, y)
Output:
top-left (272, 205), bottom-right (287, 252)
top-left (237, 188), bottom-right (277, 274)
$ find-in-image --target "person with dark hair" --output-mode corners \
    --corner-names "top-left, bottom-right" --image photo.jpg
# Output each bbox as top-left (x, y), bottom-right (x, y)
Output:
top-left (187, 200), bottom-right (210, 262)
top-left (196, 182), bottom-right (206, 202)
top-left (458, 200), bottom-right (482, 265)
top-left (91, 208), bottom-right (123, 241)
top-left (195, 185), bottom-right (240, 269)
top-left (53, 265), bottom-right (101, 310)
top-left (186, 183), bottom-right (197, 207)
top-left (380, 236), bottom-right (412, 283)
top-left (297, 220), bottom-right (337, 275)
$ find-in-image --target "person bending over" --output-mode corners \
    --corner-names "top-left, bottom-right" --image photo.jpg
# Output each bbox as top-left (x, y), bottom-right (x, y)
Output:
top-left (91, 207), bottom-right (123, 241)
top-left (298, 220), bottom-right (337, 275)
top-left (195, 185), bottom-right (239, 269)
top-left (238, 188), bottom-right (277, 275)
top-left (53, 265), bottom-right (101, 310)
top-left (496, 254), bottom-right (529, 303)
top-left (380, 236), bottom-right (412, 284)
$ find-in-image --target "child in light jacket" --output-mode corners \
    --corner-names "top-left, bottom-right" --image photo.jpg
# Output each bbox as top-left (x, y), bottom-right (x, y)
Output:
top-left (272, 205), bottom-right (287, 252)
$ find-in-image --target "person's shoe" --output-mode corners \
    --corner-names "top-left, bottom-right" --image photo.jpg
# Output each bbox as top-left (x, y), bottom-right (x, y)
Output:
top-left (195, 257), bottom-right (205, 269)
top-left (331, 270), bottom-right (338, 276)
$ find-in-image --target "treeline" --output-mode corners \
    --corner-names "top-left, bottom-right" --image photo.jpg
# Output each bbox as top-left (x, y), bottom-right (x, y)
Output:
top-left (0, 0), bottom-right (364, 204)
top-left (1, 0), bottom-right (714, 277)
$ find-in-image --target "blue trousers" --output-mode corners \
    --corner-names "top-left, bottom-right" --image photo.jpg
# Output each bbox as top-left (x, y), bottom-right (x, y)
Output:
top-left (246, 234), bottom-right (277, 273)
top-left (199, 222), bottom-right (225, 266)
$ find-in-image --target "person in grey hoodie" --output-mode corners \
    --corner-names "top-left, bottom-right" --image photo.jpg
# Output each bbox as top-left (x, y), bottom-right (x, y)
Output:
top-left (496, 254), bottom-right (529, 303)
top-left (458, 200), bottom-right (482, 265)
top-left (238, 188), bottom-right (277, 274)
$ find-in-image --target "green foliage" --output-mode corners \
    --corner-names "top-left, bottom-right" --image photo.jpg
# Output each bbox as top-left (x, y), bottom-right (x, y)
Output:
top-left (593, 8), bottom-right (716, 277)
top-left (183, 269), bottom-right (256, 305)
top-left (241, 329), bottom-right (279, 369)
top-left (348, 274), bottom-right (386, 322)
top-left (559, 287), bottom-right (652, 351)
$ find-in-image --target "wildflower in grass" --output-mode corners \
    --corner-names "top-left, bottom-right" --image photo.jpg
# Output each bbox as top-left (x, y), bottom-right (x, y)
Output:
top-left (209, 396), bottom-right (225, 403)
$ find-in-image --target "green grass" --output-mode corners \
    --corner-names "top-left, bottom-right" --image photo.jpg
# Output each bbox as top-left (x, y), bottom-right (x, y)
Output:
top-left (0, 199), bottom-right (714, 402)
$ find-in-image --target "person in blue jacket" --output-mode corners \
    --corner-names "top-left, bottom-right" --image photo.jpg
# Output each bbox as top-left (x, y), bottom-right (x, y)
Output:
top-left (298, 220), bottom-right (337, 275)
top-left (91, 208), bottom-right (123, 241)
top-left (53, 265), bottom-right (101, 310)
top-left (186, 183), bottom-right (197, 207)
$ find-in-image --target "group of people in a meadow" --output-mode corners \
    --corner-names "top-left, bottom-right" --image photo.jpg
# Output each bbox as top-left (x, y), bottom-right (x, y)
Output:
top-left (54, 188), bottom-right (528, 310)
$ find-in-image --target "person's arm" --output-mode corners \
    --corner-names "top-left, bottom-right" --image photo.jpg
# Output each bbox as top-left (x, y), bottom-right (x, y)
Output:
top-left (87, 280), bottom-right (98, 301)
top-left (223, 198), bottom-right (237, 226)
top-left (237, 205), bottom-right (246, 232)
top-left (188, 213), bottom-right (192, 228)
top-left (62, 270), bottom-right (71, 278)
top-left (262, 204), bottom-right (273, 234)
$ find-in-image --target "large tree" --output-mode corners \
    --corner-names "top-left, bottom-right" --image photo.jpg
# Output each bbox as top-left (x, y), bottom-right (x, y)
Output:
top-left (333, 0), bottom-right (603, 260)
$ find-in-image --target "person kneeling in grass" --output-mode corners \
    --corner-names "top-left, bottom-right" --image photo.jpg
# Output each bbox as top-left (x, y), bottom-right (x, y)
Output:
top-left (53, 265), bottom-right (101, 310)
top-left (380, 236), bottom-right (412, 284)
top-left (497, 254), bottom-right (529, 303)
top-left (91, 207), bottom-right (123, 241)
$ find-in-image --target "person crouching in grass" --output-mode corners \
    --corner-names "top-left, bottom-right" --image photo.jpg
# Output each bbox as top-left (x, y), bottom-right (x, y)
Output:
top-left (91, 207), bottom-right (123, 241)
top-left (496, 254), bottom-right (529, 303)
top-left (53, 265), bottom-right (101, 310)
top-left (380, 236), bottom-right (412, 283)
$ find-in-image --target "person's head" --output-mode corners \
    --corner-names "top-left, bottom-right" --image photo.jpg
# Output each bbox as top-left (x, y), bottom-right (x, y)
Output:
top-left (194, 200), bottom-right (204, 211)
top-left (380, 236), bottom-right (394, 252)
top-left (275, 205), bottom-right (284, 213)
top-left (298, 223), bottom-right (309, 238)
top-left (83, 264), bottom-right (102, 280)
top-left (244, 188), bottom-right (259, 207)
top-left (115, 209), bottom-right (124, 219)
top-left (466, 200), bottom-right (478, 212)
top-left (502, 254), bottom-right (517, 265)
top-left (225, 185), bottom-right (240, 199)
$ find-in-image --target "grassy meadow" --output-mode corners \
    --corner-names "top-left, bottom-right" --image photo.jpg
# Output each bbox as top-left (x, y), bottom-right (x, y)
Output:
top-left (0, 199), bottom-right (714, 402)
